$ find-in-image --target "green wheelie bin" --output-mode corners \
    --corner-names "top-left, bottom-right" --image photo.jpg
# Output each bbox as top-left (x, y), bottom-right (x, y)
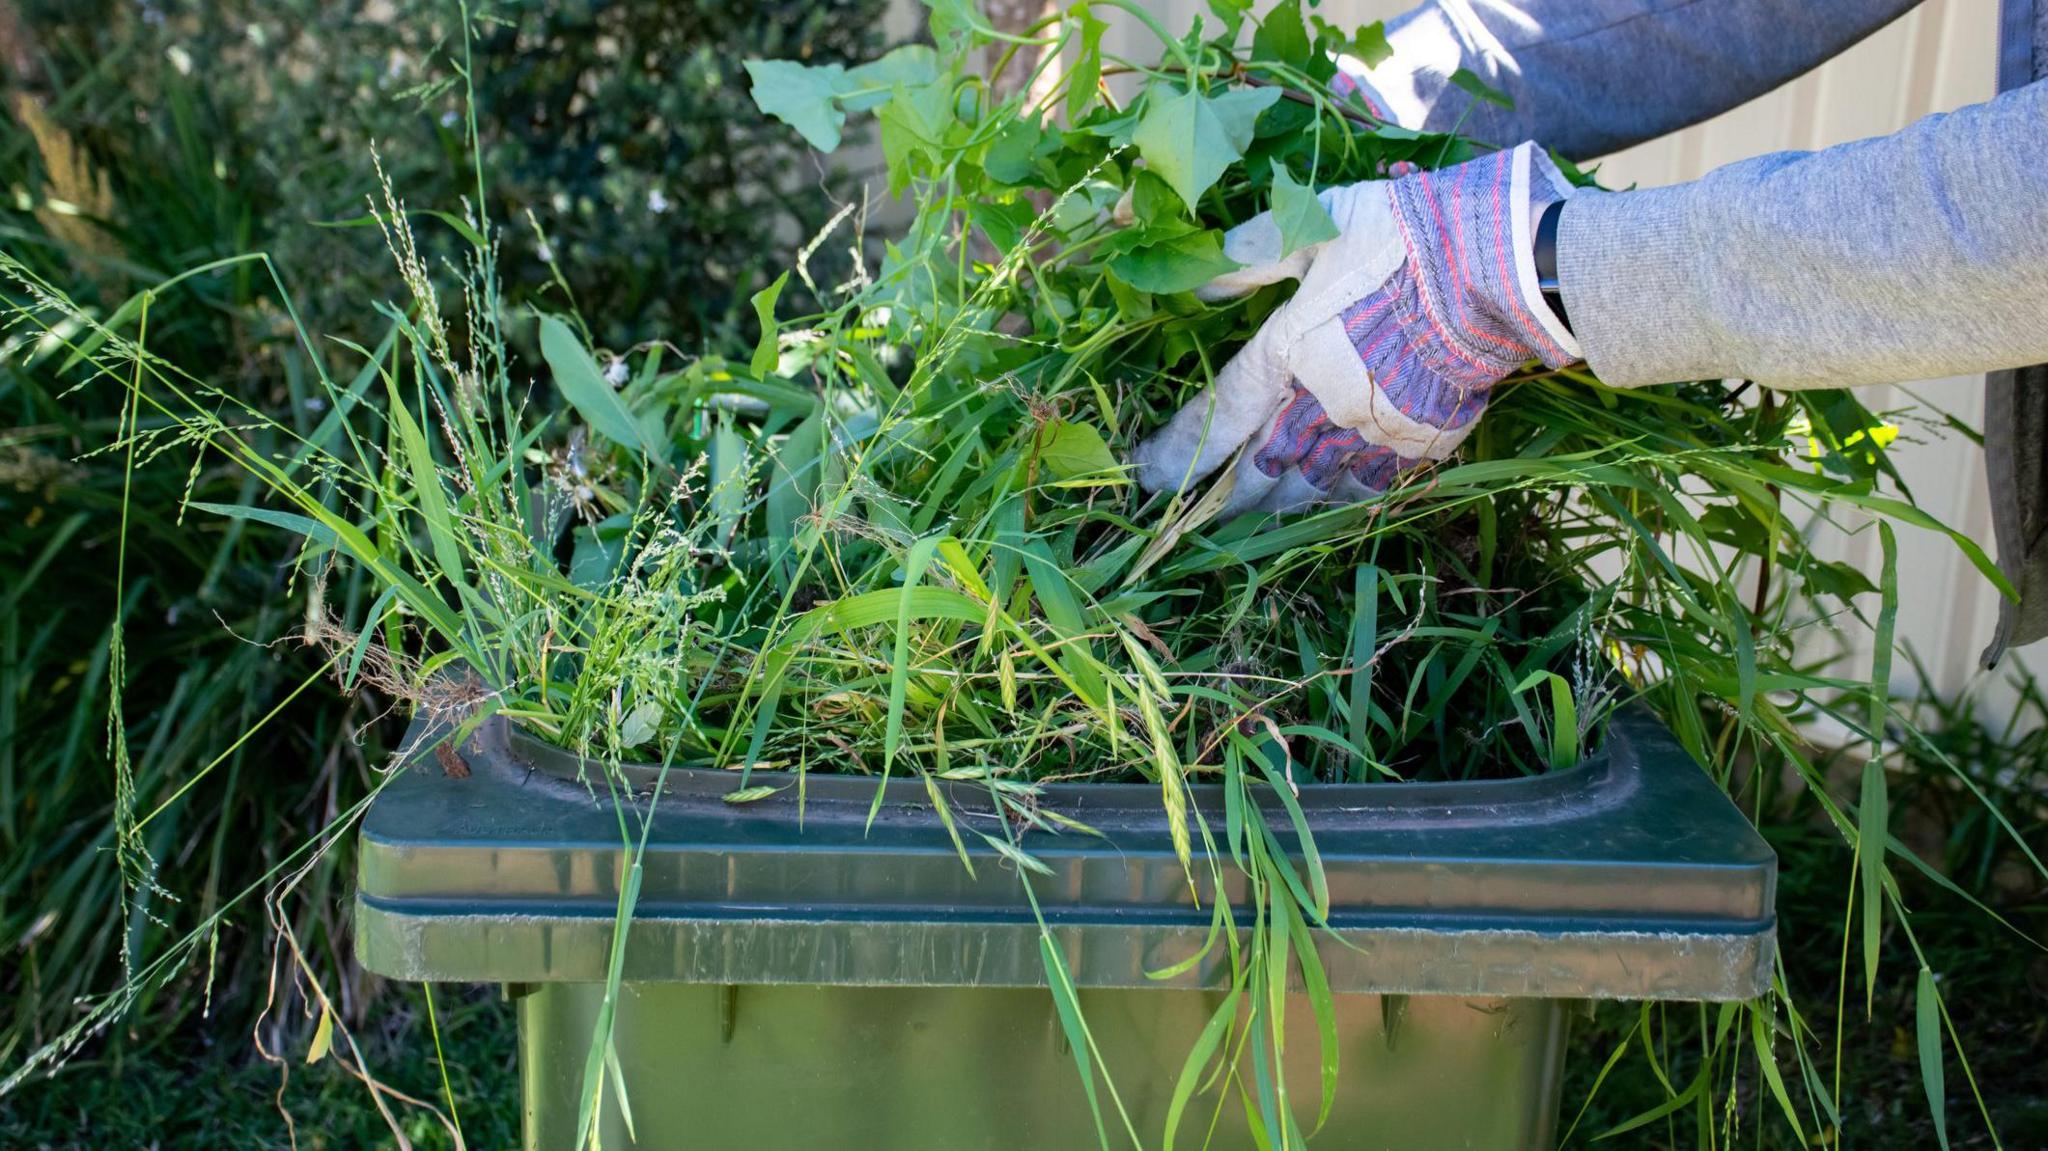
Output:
top-left (354, 707), bottom-right (1774, 1149)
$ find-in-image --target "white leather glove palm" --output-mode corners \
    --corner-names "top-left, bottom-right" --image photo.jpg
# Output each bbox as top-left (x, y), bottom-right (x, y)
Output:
top-left (1132, 143), bottom-right (1582, 519)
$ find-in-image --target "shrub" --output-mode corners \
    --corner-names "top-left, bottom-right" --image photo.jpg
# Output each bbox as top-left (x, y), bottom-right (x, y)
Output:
top-left (0, 0), bottom-right (885, 1071)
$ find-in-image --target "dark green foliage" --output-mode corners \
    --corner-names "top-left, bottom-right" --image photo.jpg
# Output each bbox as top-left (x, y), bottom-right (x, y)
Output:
top-left (11, 0), bottom-right (886, 347)
top-left (0, 986), bottom-right (520, 1150)
top-left (0, 0), bottom-right (881, 1081)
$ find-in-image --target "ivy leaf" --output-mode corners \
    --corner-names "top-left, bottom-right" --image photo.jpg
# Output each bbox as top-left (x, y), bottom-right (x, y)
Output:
top-left (1347, 21), bottom-right (1393, 69)
top-left (1134, 85), bottom-right (1282, 212)
top-left (1109, 229), bottom-right (1239, 295)
top-left (1251, 1), bottom-right (1311, 72)
top-left (1270, 166), bottom-right (1337, 258)
top-left (743, 60), bottom-right (849, 152)
top-left (1038, 420), bottom-right (1121, 480)
top-left (1448, 67), bottom-right (1513, 108)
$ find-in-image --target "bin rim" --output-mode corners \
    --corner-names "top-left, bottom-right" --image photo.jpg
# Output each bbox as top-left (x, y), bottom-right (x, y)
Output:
top-left (355, 706), bottom-right (1776, 999)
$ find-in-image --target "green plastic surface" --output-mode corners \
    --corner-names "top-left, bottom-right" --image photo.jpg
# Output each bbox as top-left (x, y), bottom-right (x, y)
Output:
top-left (357, 707), bottom-right (1775, 999)
top-left (354, 707), bottom-right (1774, 1150)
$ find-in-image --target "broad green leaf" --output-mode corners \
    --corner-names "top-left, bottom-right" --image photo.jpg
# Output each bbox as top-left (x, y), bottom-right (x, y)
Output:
top-left (1067, 3), bottom-right (1110, 123)
top-left (1270, 166), bottom-right (1337, 259)
top-left (1448, 67), bottom-right (1513, 108)
top-left (1347, 21), bottom-right (1393, 70)
top-left (1251, 1), bottom-right (1310, 71)
top-left (538, 313), bottom-right (665, 461)
top-left (840, 44), bottom-right (940, 111)
top-left (1133, 85), bottom-right (1282, 212)
top-left (923, 0), bottom-right (980, 49)
top-left (743, 59), bottom-right (849, 151)
top-left (878, 80), bottom-right (956, 192)
top-left (984, 114), bottom-right (1050, 184)
top-left (1108, 229), bottom-right (1239, 295)
top-left (1037, 420), bottom-right (1120, 480)
top-left (619, 700), bottom-right (661, 749)
top-left (750, 271), bottom-right (788, 379)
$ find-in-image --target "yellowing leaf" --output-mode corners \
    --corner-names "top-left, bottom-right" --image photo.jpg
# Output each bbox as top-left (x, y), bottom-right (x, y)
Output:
top-left (722, 785), bottom-right (783, 805)
top-left (307, 1003), bottom-right (334, 1065)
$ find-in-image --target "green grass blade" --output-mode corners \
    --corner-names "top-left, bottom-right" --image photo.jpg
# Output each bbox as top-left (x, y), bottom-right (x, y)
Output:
top-left (1917, 966), bottom-right (1950, 1150)
top-left (1164, 984), bottom-right (1240, 1150)
top-left (1040, 933), bottom-right (1111, 1151)
top-left (1749, 1005), bottom-right (1805, 1143)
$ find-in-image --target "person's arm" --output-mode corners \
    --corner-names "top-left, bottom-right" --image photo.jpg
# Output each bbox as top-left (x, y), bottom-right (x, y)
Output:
top-left (1560, 78), bottom-right (2048, 390)
top-left (1349, 0), bottom-right (1918, 160)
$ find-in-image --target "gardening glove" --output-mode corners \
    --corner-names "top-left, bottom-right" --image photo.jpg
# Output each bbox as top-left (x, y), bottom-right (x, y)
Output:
top-left (1131, 142), bottom-right (1582, 519)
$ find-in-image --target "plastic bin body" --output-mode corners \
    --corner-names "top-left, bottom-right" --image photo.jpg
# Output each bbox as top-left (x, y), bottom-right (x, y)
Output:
top-left (520, 984), bottom-right (1567, 1149)
top-left (355, 709), bottom-right (1774, 1150)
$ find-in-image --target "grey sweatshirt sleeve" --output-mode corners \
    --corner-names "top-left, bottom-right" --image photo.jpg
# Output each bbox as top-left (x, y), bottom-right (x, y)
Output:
top-left (1364, 0), bottom-right (1918, 160)
top-left (1560, 79), bottom-right (2048, 390)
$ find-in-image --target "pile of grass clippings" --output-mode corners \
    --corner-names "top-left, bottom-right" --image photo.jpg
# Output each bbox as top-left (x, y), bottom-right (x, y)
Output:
top-left (4, 2), bottom-right (2032, 1146)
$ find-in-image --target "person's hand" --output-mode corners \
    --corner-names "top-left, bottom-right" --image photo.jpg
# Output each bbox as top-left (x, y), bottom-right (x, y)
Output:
top-left (1131, 142), bottom-right (1582, 519)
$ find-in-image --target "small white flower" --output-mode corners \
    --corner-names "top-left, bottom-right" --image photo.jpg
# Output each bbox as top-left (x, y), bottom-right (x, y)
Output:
top-left (646, 188), bottom-right (671, 215)
top-left (166, 45), bottom-right (193, 75)
top-left (441, 110), bottom-right (461, 128)
top-left (604, 357), bottom-right (630, 387)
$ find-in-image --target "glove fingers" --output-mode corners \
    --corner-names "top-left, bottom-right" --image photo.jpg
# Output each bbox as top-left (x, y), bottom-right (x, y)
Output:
top-left (1131, 324), bottom-right (1292, 494)
top-left (1214, 444), bottom-right (1289, 521)
top-left (1194, 182), bottom-right (1364, 302)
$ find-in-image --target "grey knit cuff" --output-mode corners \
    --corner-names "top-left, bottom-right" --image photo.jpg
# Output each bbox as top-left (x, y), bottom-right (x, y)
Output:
top-left (1556, 185), bottom-right (1719, 389)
